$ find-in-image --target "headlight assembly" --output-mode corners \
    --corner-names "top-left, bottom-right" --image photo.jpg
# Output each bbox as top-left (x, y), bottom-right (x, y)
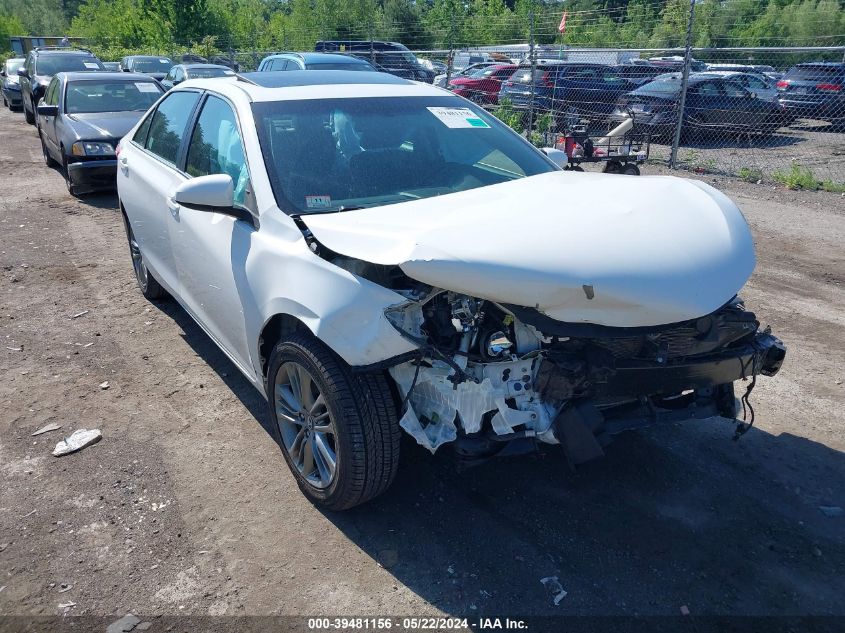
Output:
top-left (71, 141), bottom-right (115, 157)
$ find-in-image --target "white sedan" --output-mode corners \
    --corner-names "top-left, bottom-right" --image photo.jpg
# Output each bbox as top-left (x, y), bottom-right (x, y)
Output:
top-left (117, 71), bottom-right (785, 509)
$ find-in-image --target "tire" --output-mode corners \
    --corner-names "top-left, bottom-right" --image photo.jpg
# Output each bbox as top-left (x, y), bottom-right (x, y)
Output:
top-left (61, 152), bottom-right (79, 197)
top-left (267, 332), bottom-right (400, 511)
top-left (621, 164), bottom-right (640, 176)
top-left (602, 160), bottom-right (622, 174)
top-left (24, 100), bottom-right (34, 124)
top-left (121, 212), bottom-right (168, 300)
top-left (39, 130), bottom-right (57, 167)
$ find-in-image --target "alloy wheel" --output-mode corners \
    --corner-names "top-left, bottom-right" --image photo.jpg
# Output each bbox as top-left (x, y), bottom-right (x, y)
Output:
top-left (127, 225), bottom-right (149, 291)
top-left (274, 361), bottom-right (337, 489)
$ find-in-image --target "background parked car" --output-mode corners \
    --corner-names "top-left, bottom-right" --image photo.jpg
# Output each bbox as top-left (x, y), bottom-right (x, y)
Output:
top-left (18, 47), bottom-right (105, 125)
top-left (450, 51), bottom-right (496, 73)
top-left (447, 63), bottom-right (517, 105)
top-left (499, 61), bottom-right (630, 125)
top-left (314, 40), bottom-right (435, 83)
top-left (258, 52), bottom-right (377, 73)
top-left (434, 62), bottom-right (496, 88)
top-left (417, 57), bottom-right (447, 75)
top-left (611, 73), bottom-right (787, 140)
top-left (36, 72), bottom-right (164, 196)
top-left (2, 57), bottom-right (25, 110)
top-left (160, 63), bottom-right (235, 90)
top-left (102, 61), bottom-right (121, 71)
top-left (615, 62), bottom-right (675, 87)
top-left (776, 62), bottom-right (845, 125)
top-left (706, 69), bottom-right (779, 103)
top-left (119, 55), bottom-right (175, 81)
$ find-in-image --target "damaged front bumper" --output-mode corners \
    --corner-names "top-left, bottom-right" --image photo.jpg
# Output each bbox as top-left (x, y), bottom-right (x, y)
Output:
top-left (387, 299), bottom-right (785, 463)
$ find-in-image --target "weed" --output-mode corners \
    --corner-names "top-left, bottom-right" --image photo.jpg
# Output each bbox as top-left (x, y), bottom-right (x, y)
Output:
top-left (772, 164), bottom-right (819, 190)
top-left (737, 167), bottom-right (764, 183)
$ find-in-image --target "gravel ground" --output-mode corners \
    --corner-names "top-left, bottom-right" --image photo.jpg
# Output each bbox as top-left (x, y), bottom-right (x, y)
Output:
top-left (1, 103), bottom-right (844, 630)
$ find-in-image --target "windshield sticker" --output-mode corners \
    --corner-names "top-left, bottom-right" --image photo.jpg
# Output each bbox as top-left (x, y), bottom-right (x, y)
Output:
top-left (83, 62), bottom-right (100, 69)
top-left (305, 195), bottom-right (332, 209)
top-left (427, 107), bottom-right (490, 129)
top-left (135, 82), bottom-right (160, 93)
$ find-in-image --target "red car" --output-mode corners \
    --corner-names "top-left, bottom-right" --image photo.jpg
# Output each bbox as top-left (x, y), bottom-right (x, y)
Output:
top-left (448, 64), bottom-right (518, 105)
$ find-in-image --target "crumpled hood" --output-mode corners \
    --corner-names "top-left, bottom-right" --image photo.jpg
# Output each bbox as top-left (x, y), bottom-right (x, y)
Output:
top-left (301, 171), bottom-right (756, 327)
top-left (67, 111), bottom-right (146, 140)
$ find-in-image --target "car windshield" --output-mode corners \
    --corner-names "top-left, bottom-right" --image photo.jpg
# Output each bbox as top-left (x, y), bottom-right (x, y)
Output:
top-left (36, 55), bottom-right (104, 75)
top-left (5, 59), bottom-right (24, 74)
top-left (305, 62), bottom-right (374, 72)
top-left (65, 80), bottom-right (164, 113)
top-left (133, 58), bottom-right (173, 72)
top-left (187, 67), bottom-right (234, 78)
top-left (253, 96), bottom-right (555, 215)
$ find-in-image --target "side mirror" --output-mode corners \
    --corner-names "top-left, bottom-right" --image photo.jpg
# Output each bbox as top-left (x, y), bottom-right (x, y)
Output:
top-left (37, 103), bottom-right (58, 117)
top-left (173, 174), bottom-right (255, 225)
top-left (542, 147), bottom-right (569, 169)
top-left (17, 67), bottom-right (28, 78)
top-left (174, 174), bottom-right (234, 208)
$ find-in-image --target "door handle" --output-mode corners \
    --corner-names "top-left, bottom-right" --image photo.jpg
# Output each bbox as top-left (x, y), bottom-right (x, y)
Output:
top-left (167, 198), bottom-right (180, 219)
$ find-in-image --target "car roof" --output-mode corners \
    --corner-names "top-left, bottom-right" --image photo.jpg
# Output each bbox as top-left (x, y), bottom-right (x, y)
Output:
top-left (34, 48), bottom-right (96, 56)
top-left (182, 64), bottom-right (231, 70)
top-left (182, 70), bottom-right (446, 103)
top-left (57, 72), bottom-right (160, 82)
top-left (265, 52), bottom-right (371, 64)
top-left (127, 55), bottom-right (171, 60)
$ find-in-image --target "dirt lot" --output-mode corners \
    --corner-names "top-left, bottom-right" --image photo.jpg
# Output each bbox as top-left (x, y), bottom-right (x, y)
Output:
top-left (1, 102), bottom-right (844, 630)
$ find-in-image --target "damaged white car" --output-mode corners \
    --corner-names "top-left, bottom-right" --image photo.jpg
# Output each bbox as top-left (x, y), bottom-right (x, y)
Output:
top-left (117, 71), bottom-right (786, 510)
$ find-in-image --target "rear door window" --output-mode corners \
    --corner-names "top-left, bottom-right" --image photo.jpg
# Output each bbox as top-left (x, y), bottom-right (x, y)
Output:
top-left (143, 91), bottom-right (201, 166)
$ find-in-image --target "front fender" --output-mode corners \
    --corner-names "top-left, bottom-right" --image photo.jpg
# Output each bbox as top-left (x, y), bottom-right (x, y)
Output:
top-left (245, 224), bottom-right (418, 381)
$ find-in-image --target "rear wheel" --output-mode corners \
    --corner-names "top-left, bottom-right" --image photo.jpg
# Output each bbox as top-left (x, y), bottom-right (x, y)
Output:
top-left (267, 332), bottom-right (400, 510)
top-left (121, 212), bottom-right (168, 300)
top-left (621, 164), bottom-right (641, 176)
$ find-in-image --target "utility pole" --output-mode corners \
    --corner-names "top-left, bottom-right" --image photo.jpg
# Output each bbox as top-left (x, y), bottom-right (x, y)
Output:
top-left (527, 7), bottom-right (537, 136)
top-left (445, 6), bottom-right (456, 86)
top-left (669, 0), bottom-right (697, 169)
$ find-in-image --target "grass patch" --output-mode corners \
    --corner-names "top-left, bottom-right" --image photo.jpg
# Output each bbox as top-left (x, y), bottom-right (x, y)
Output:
top-left (772, 164), bottom-right (845, 192)
top-left (737, 167), bottom-right (764, 183)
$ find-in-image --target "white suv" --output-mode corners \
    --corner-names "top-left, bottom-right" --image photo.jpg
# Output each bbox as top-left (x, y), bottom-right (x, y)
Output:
top-left (117, 70), bottom-right (785, 510)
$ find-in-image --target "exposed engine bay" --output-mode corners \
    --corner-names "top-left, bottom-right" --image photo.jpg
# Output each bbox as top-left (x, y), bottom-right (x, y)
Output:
top-left (323, 250), bottom-right (786, 466)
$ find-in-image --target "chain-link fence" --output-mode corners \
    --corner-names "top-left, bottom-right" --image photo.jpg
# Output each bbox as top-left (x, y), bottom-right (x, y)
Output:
top-left (406, 44), bottom-right (845, 187)
top-left (62, 0), bottom-right (844, 188)
top-left (115, 41), bottom-right (843, 188)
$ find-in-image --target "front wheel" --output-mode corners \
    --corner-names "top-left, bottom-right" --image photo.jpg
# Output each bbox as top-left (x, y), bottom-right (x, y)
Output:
top-left (267, 332), bottom-right (400, 510)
